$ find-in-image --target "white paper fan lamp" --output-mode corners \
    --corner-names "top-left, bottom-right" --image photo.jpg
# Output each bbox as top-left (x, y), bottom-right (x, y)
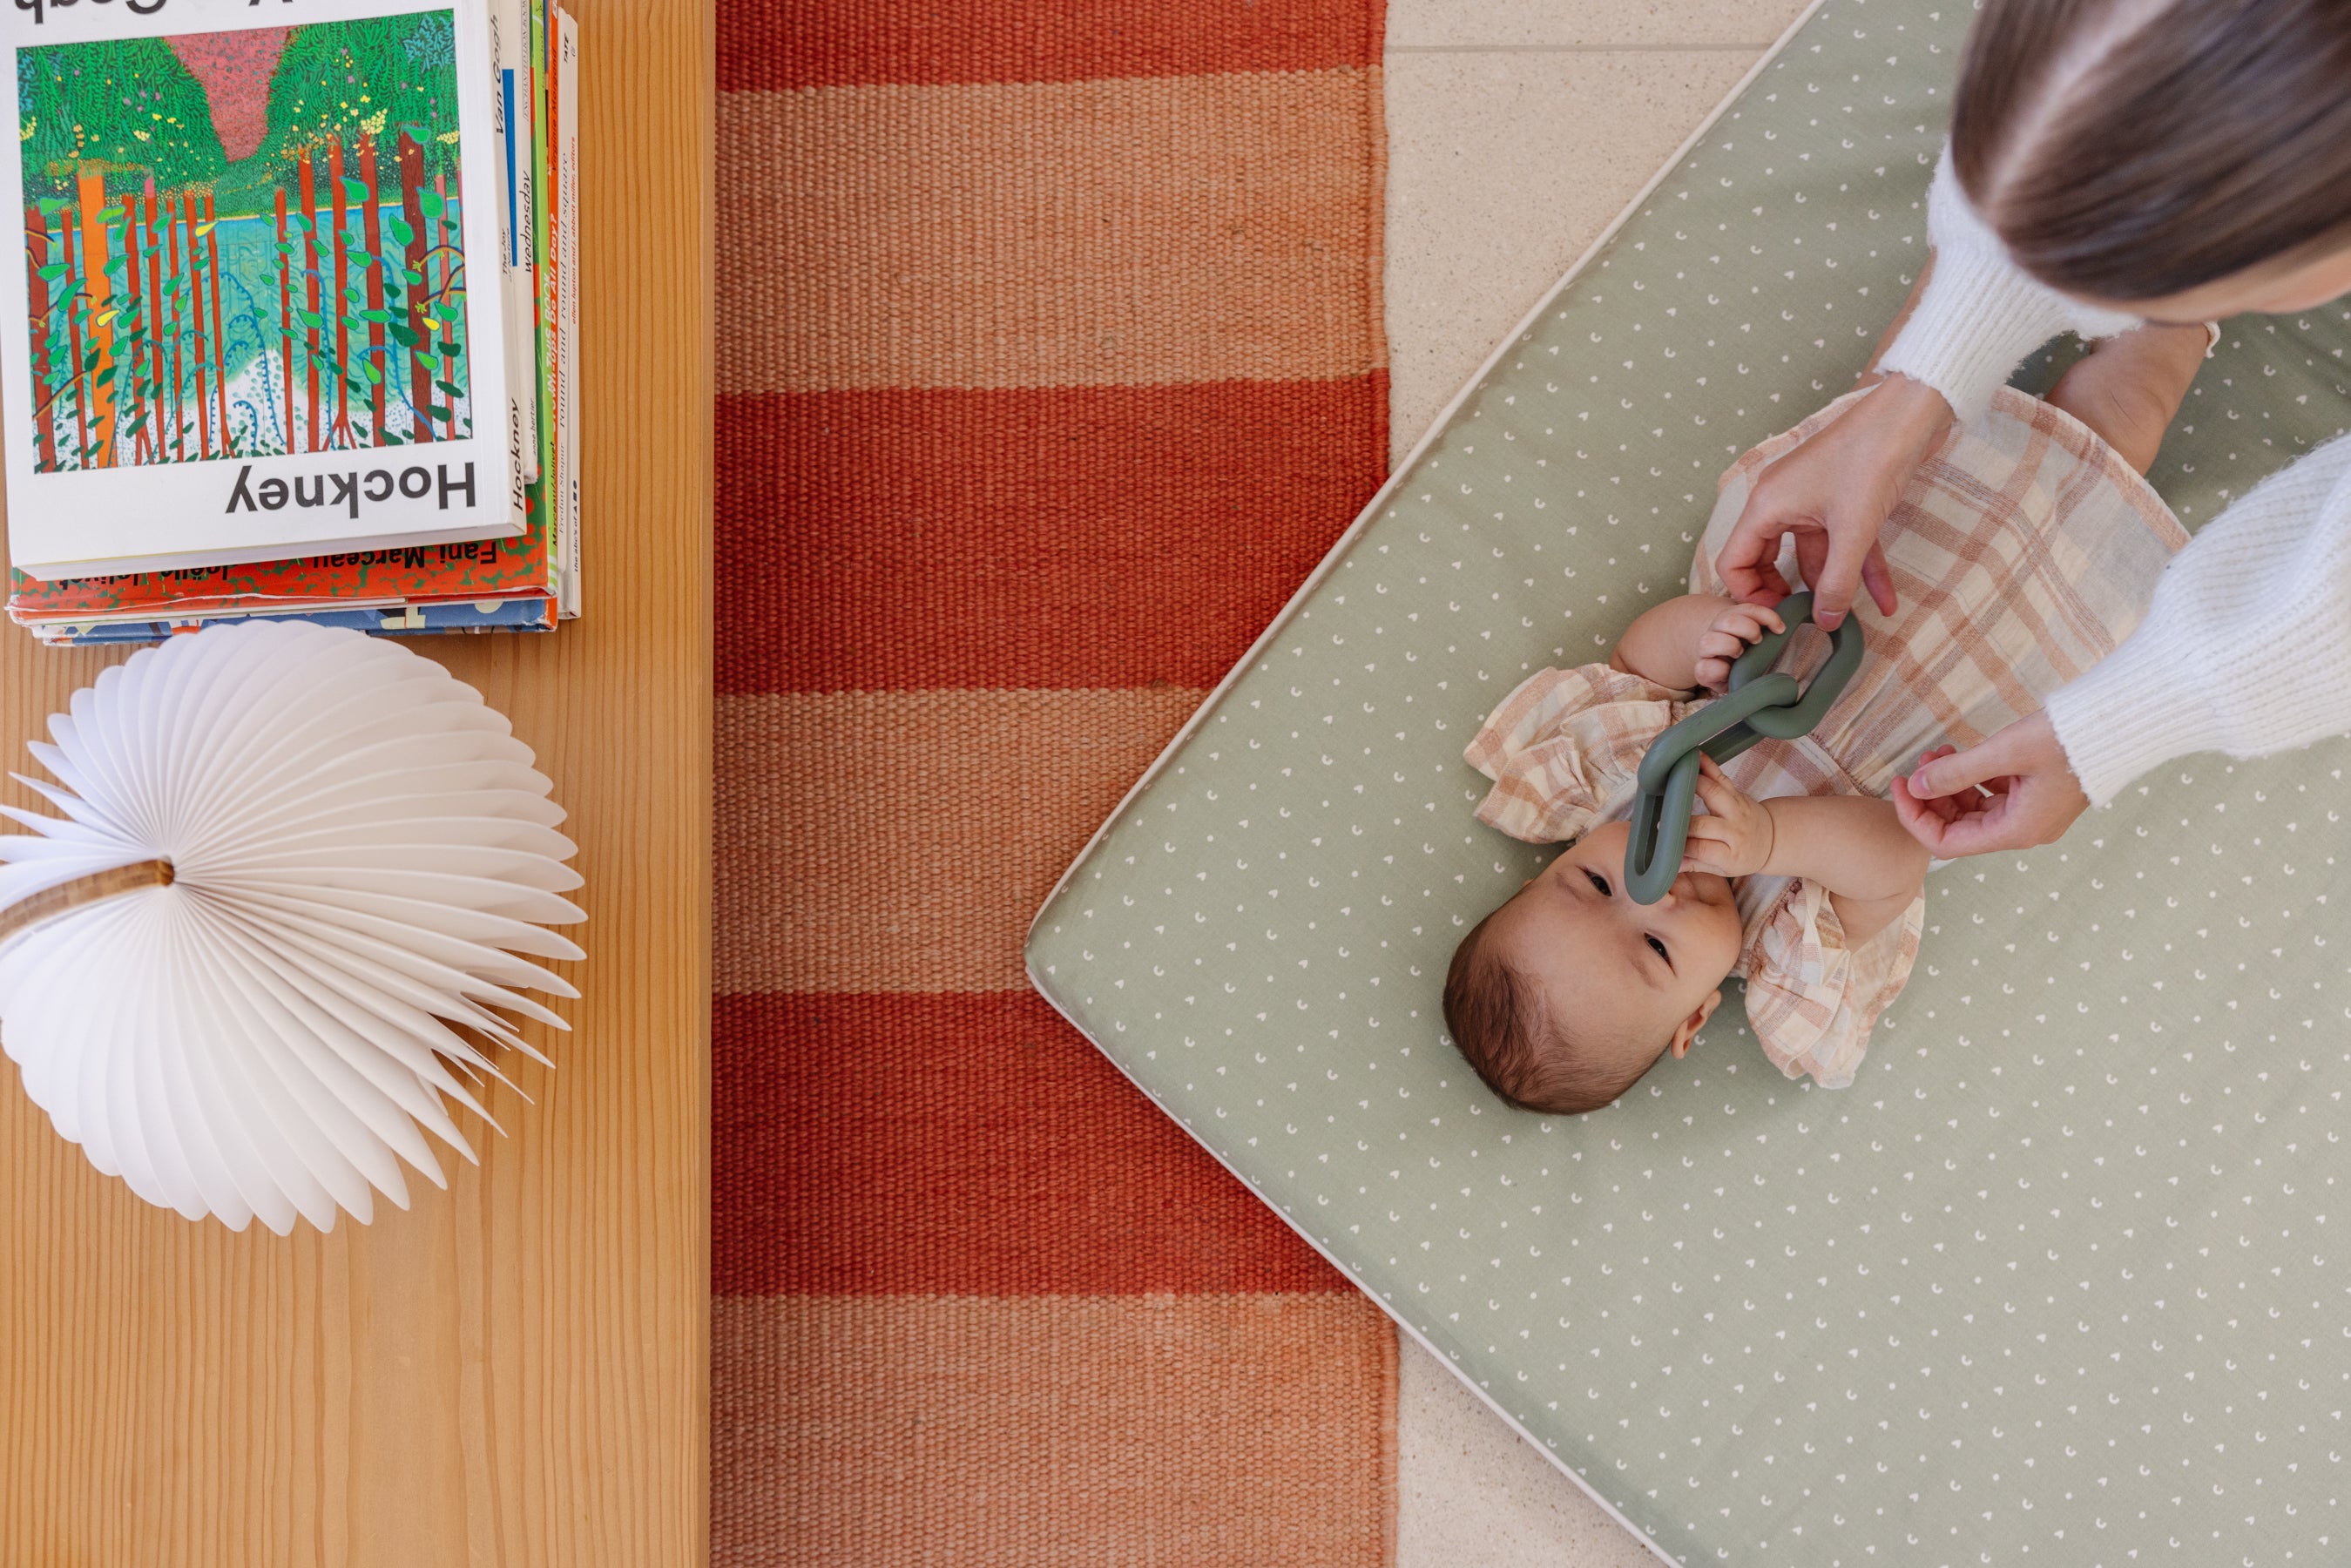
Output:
top-left (0, 621), bottom-right (585, 1233)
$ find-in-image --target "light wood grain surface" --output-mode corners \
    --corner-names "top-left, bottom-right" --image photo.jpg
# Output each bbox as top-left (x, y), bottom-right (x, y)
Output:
top-left (0, 0), bottom-right (713, 1561)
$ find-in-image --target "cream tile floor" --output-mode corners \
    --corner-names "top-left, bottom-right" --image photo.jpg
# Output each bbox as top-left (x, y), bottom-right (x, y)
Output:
top-left (1382, 1), bottom-right (1814, 1559)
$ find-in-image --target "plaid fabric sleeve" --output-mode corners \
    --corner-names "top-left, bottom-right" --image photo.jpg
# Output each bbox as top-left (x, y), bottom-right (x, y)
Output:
top-left (1463, 664), bottom-right (1694, 844)
top-left (1739, 878), bottom-right (1927, 1089)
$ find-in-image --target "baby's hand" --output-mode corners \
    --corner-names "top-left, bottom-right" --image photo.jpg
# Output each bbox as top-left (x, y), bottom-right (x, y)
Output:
top-left (1681, 754), bottom-right (1775, 879)
top-left (1692, 602), bottom-right (1786, 692)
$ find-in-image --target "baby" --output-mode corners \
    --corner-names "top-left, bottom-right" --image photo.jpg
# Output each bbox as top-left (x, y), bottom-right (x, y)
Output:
top-left (1443, 321), bottom-right (2213, 1114)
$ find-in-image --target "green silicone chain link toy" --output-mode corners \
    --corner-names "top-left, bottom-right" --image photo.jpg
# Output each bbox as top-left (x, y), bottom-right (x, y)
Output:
top-left (1623, 591), bottom-right (1863, 905)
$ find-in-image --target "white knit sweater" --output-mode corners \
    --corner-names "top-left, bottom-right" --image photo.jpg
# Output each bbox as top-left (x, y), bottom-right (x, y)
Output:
top-left (1877, 147), bottom-right (2351, 802)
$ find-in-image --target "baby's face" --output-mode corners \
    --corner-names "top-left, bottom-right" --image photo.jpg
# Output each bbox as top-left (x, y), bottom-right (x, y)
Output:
top-left (1488, 820), bottom-right (1748, 1074)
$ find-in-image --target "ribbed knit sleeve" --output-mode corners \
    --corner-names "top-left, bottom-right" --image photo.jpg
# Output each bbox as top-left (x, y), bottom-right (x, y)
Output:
top-left (2044, 430), bottom-right (2351, 803)
top-left (1875, 147), bottom-right (2142, 424)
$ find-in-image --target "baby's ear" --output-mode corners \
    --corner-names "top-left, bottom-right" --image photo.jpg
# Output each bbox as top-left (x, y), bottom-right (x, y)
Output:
top-left (1668, 990), bottom-right (1724, 1059)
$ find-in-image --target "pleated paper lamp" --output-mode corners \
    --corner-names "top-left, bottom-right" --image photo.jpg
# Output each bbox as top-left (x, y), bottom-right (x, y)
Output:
top-left (0, 621), bottom-right (584, 1233)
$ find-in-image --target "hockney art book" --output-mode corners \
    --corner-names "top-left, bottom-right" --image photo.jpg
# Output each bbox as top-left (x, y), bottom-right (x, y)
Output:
top-left (4, 0), bottom-right (578, 640)
top-left (0, 0), bottom-right (521, 581)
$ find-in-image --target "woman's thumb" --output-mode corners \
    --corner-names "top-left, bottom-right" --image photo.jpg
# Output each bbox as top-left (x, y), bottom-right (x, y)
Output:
top-left (1810, 525), bottom-right (1878, 630)
top-left (1908, 736), bottom-right (2010, 800)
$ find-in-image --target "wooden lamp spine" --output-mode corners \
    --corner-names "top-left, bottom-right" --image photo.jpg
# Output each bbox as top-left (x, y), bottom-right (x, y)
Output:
top-left (0, 859), bottom-right (174, 947)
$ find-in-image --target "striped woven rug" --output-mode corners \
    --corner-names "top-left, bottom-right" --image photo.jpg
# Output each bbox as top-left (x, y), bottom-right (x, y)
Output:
top-left (713, 2), bottom-right (1396, 1559)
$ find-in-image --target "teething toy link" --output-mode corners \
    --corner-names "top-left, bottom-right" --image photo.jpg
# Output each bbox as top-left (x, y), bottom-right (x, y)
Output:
top-left (1623, 591), bottom-right (1864, 905)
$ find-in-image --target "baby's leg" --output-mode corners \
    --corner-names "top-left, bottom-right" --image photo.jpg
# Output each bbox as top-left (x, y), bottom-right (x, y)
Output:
top-left (2044, 322), bottom-right (2211, 475)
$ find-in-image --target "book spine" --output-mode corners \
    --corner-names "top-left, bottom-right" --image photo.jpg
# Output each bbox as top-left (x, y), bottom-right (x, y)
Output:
top-left (535, 0), bottom-right (559, 612)
top-left (531, 0), bottom-right (553, 493)
top-left (557, 9), bottom-right (581, 618)
top-left (496, 0), bottom-right (538, 504)
top-left (31, 596), bottom-right (560, 644)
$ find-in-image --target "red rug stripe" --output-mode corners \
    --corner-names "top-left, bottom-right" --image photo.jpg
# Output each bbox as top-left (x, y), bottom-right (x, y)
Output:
top-left (714, 989), bottom-right (1353, 1296)
top-left (718, 374), bottom-right (1388, 695)
top-left (721, 0), bottom-right (1382, 92)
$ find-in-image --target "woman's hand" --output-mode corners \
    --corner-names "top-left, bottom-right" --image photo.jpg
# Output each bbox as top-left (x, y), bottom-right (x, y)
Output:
top-left (1692, 601), bottom-right (1786, 692)
top-left (1892, 712), bottom-right (2091, 856)
top-left (1713, 375), bottom-right (1956, 629)
top-left (1681, 754), bottom-right (1776, 878)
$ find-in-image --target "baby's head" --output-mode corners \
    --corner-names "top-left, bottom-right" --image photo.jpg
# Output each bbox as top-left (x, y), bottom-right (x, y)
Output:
top-left (1442, 819), bottom-right (1747, 1113)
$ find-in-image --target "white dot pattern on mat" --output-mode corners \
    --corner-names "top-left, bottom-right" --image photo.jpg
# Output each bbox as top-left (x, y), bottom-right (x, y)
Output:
top-left (1030, 3), bottom-right (2351, 1564)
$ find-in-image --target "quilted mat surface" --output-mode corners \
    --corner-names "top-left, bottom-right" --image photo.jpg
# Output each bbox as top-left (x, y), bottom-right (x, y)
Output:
top-left (1029, 1), bottom-right (2351, 1562)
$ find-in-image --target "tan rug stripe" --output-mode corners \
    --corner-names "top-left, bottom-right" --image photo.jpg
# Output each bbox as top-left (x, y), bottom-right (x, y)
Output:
top-left (712, 1292), bottom-right (1398, 1566)
top-left (716, 686), bottom-right (1205, 996)
top-left (718, 68), bottom-right (1387, 395)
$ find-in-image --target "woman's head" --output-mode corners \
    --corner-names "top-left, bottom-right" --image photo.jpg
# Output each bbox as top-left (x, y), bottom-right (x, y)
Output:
top-left (1951, 0), bottom-right (2351, 317)
top-left (1441, 821), bottom-right (1746, 1114)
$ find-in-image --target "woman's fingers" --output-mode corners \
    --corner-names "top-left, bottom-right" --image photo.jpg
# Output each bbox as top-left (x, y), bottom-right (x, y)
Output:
top-left (1894, 715), bottom-right (2088, 855)
top-left (1715, 378), bottom-right (1954, 625)
top-left (1715, 513), bottom-right (1796, 605)
top-left (1793, 532), bottom-right (1899, 623)
top-left (1809, 517), bottom-right (1884, 631)
top-left (1860, 545), bottom-right (1899, 617)
top-left (1891, 774), bottom-right (1966, 848)
top-left (1897, 781), bottom-right (2020, 858)
top-left (1908, 717), bottom-right (2071, 802)
top-left (1904, 778), bottom-right (1969, 827)
top-left (1891, 775), bottom-right (1952, 852)
top-left (1908, 736), bottom-right (2017, 800)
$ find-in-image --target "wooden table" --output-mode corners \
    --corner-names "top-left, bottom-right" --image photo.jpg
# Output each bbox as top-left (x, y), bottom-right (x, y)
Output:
top-left (0, 2), bottom-right (713, 1562)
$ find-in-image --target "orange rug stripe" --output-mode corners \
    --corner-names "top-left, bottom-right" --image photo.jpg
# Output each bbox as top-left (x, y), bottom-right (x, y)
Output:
top-left (719, 71), bottom-right (1386, 396)
top-left (715, 376), bottom-right (1387, 695)
top-left (716, 686), bottom-right (1205, 997)
top-left (722, 0), bottom-right (1383, 91)
top-left (705, 1001), bottom-right (1354, 1297)
top-left (718, 0), bottom-right (1394, 1550)
top-left (713, 990), bottom-right (1355, 1296)
top-left (712, 1292), bottom-right (1398, 1567)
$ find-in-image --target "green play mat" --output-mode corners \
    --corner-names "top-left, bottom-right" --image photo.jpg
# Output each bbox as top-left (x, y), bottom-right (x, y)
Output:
top-left (1027, 2), bottom-right (2351, 1561)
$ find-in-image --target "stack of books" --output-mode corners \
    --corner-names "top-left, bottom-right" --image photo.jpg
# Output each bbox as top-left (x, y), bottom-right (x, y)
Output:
top-left (0, 0), bottom-right (578, 645)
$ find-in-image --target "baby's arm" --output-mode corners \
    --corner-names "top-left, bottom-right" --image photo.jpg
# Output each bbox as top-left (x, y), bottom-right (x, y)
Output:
top-left (1756, 792), bottom-right (1929, 944)
top-left (1682, 755), bottom-right (1929, 944)
top-left (1611, 597), bottom-right (1787, 692)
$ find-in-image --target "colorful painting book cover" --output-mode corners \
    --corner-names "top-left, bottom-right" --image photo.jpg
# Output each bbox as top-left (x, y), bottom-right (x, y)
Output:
top-left (0, 0), bottom-right (513, 580)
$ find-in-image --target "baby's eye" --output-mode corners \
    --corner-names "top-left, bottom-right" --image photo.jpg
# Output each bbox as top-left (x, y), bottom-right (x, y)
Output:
top-left (1645, 935), bottom-right (1670, 963)
top-left (1584, 869), bottom-right (1611, 896)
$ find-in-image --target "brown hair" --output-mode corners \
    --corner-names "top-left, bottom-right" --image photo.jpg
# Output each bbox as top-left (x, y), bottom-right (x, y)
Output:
top-left (1442, 907), bottom-right (1653, 1115)
top-left (1951, 0), bottom-right (2351, 301)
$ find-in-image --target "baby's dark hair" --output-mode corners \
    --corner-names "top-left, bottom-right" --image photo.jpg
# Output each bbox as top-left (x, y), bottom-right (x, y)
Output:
top-left (1442, 902), bottom-right (1655, 1115)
